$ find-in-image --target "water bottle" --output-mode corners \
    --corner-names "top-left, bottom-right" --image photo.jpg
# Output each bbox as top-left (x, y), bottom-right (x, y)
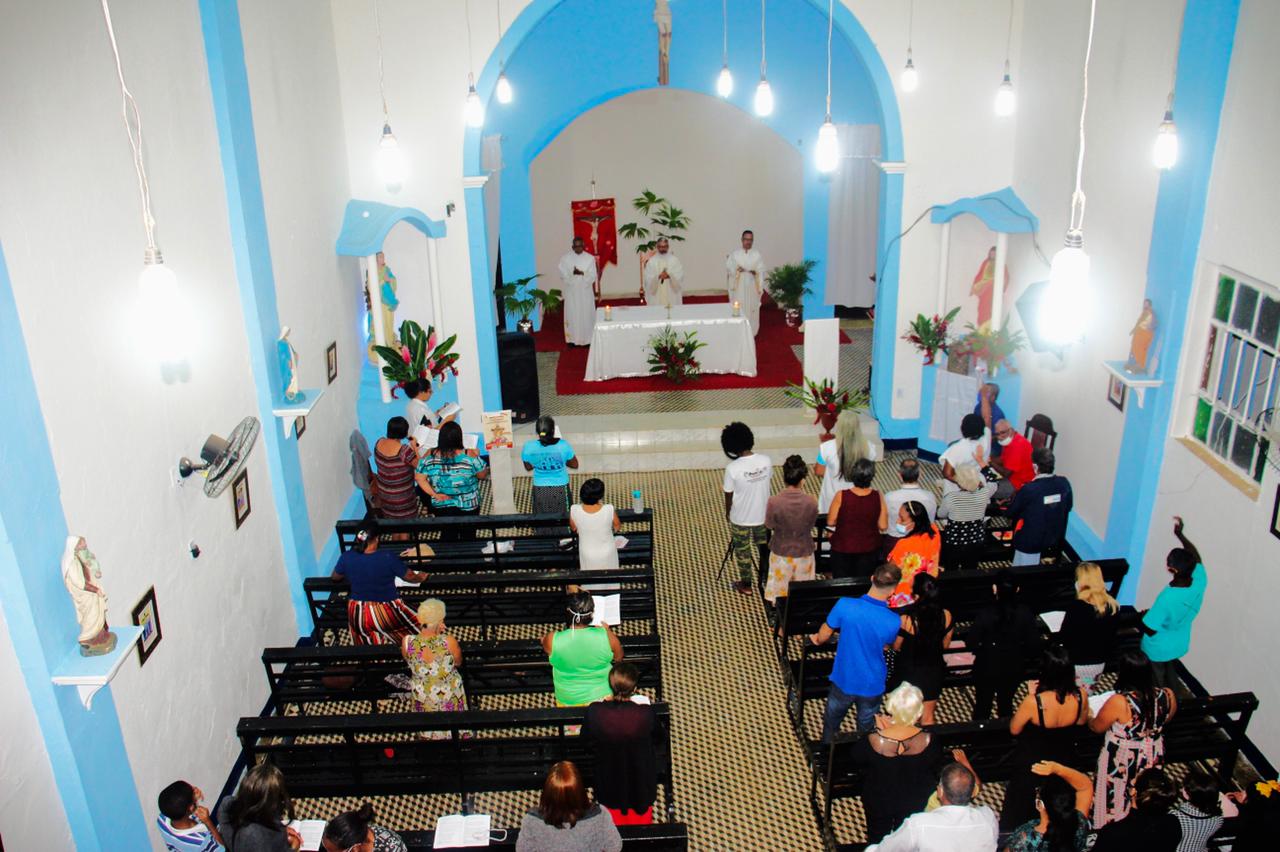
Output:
top-left (632, 489), bottom-right (644, 514)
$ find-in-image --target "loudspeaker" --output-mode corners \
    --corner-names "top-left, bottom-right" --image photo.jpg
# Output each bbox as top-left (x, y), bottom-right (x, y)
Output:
top-left (497, 330), bottom-right (540, 423)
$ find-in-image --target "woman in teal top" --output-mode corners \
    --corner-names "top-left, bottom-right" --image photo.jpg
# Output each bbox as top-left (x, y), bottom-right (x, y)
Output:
top-left (541, 592), bottom-right (623, 706)
top-left (1140, 516), bottom-right (1207, 688)
top-left (521, 415), bottom-right (579, 515)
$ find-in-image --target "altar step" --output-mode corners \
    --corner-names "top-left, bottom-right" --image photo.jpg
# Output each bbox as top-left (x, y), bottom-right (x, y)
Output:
top-left (510, 408), bottom-right (884, 474)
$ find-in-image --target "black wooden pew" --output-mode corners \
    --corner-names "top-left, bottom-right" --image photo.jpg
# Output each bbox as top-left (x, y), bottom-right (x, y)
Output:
top-left (303, 566), bottom-right (659, 643)
top-left (262, 635), bottom-right (664, 712)
top-left (814, 691), bottom-right (1258, 850)
top-left (236, 704), bottom-right (676, 816)
top-left (335, 509), bottom-right (654, 573)
top-left (399, 823), bottom-right (689, 851)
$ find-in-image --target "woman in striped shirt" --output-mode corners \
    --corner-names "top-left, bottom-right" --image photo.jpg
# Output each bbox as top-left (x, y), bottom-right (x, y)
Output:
top-left (938, 462), bottom-right (995, 572)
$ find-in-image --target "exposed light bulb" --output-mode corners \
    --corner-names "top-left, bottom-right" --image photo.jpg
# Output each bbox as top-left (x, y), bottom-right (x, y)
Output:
top-left (1041, 231), bottom-right (1092, 345)
top-left (901, 57), bottom-right (919, 93)
top-left (139, 249), bottom-right (185, 362)
top-left (994, 73), bottom-right (1016, 117)
top-left (376, 124), bottom-right (406, 193)
top-left (716, 65), bottom-right (734, 98)
top-left (495, 71), bottom-right (513, 104)
top-left (1153, 109), bottom-right (1178, 170)
top-left (815, 120), bottom-right (839, 173)
top-left (464, 84), bottom-right (485, 128)
top-left (753, 78), bottom-right (774, 117)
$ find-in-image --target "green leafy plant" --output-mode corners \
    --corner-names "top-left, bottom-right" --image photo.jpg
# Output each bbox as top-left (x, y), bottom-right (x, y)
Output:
top-left (786, 376), bottom-right (869, 422)
top-left (766, 260), bottom-right (817, 311)
top-left (372, 319), bottom-right (460, 397)
top-left (949, 323), bottom-right (1027, 374)
top-left (496, 274), bottom-right (563, 324)
top-left (617, 189), bottom-right (692, 254)
top-left (646, 325), bottom-right (707, 383)
top-left (902, 307), bottom-right (961, 365)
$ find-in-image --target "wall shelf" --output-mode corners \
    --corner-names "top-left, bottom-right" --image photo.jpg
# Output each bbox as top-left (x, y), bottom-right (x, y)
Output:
top-left (50, 625), bottom-right (144, 709)
top-left (272, 388), bottom-right (325, 437)
top-left (1103, 360), bottom-right (1163, 408)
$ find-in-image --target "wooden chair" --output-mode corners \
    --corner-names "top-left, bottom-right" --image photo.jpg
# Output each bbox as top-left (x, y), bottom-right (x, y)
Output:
top-left (1025, 413), bottom-right (1057, 451)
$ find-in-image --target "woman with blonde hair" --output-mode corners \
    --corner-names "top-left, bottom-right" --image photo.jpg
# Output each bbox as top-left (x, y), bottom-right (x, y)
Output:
top-left (1059, 562), bottom-right (1121, 689)
top-left (815, 409), bottom-right (879, 514)
top-left (937, 462), bottom-right (997, 572)
top-left (391, 598), bottom-right (467, 715)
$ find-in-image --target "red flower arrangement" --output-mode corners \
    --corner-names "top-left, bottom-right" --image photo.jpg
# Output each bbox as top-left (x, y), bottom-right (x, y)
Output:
top-left (902, 307), bottom-right (961, 365)
top-left (373, 319), bottom-right (460, 397)
top-left (948, 323), bottom-right (1027, 375)
top-left (785, 377), bottom-right (869, 424)
top-left (646, 325), bottom-right (707, 383)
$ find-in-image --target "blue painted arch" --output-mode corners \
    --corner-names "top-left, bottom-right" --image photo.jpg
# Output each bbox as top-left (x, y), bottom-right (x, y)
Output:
top-left (335, 200), bottom-right (446, 257)
top-left (461, 0), bottom-right (908, 432)
top-left (931, 187), bottom-right (1039, 234)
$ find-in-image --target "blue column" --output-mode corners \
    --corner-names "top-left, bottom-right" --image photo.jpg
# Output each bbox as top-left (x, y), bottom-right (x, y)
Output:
top-left (0, 243), bottom-right (150, 849)
top-left (198, 0), bottom-right (318, 629)
top-left (464, 182), bottom-right (504, 410)
top-left (870, 169), bottom-right (917, 439)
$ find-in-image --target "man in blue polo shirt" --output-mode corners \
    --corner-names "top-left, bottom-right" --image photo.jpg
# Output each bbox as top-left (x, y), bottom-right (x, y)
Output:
top-left (809, 562), bottom-right (903, 742)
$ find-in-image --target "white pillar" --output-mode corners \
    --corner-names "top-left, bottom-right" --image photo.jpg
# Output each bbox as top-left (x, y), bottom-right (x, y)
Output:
top-left (487, 447), bottom-right (517, 514)
top-left (803, 318), bottom-right (841, 389)
top-left (991, 232), bottom-right (1009, 331)
top-left (937, 221), bottom-right (951, 316)
top-left (366, 253), bottom-right (392, 403)
top-left (426, 237), bottom-right (445, 334)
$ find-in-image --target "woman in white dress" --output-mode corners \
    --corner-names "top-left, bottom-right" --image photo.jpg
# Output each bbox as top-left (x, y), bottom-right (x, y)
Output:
top-left (569, 478), bottom-right (621, 591)
top-left (814, 410), bottom-right (879, 514)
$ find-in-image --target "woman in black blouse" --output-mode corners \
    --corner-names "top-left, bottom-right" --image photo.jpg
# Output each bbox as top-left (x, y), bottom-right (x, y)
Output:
top-left (969, 572), bottom-right (1041, 720)
top-left (581, 663), bottom-right (658, 825)
top-left (1058, 562), bottom-right (1121, 690)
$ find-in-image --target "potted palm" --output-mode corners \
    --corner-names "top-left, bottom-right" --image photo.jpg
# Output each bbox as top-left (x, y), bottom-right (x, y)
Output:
top-left (497, 274), bottom-right (562, 333)
top-left (766, 260), bottom-right (817, 327)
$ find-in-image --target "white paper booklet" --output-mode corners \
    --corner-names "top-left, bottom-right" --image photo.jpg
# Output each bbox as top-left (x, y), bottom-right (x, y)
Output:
top-left (1088, 690), bottom-right (1115, 717)
top-left (286, 820), bottom-right (327, 851)
top-left (591, 593), bottom-right (622, 626)
top-left (1039, 610), bottom-right (1066, 633)
top-left (415, 425), bottom-right (480, 452)
top-left (437, 401), bottom-right (462, 420)
top-left (434, 813), bottom-right (491, 848)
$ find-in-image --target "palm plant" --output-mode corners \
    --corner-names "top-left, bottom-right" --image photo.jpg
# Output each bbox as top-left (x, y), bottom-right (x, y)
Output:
top-left (496, 274), bottom-right (562, 330)
top-left (617, 189), bottom-right (691, 254)
top-left (766, 260), bottom-right (817, 324)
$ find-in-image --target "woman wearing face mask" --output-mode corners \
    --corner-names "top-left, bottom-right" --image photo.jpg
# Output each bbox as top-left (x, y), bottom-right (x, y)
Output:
top-left (938, 462), bottom-right (997, 572)
top-left (885, 501), bottom-right (941, 607)
top-left (320, 803), bottom-right (407, 852)
top-left (542, 591), bottom-right (624, 707)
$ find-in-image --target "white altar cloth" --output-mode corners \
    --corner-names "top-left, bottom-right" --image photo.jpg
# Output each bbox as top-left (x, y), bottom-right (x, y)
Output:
top-left (583, 303), bottom-right (757, 381)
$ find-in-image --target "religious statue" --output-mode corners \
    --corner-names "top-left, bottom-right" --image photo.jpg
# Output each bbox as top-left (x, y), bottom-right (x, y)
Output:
top-left (970, 246), bottom-right (1009, 330)
top-left (654, 0), bottom-right (672, 86)
top-left (277, 326), bottom-right (300, 402)
top-left (365, 251), bottom-right (400, 365)
top-left (1126, 298), bottom-right (1157, 374)
top-left (61, 536), bottom-right (116, 657)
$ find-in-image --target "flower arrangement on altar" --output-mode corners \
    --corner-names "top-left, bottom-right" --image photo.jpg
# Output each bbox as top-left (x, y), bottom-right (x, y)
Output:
top-left (786, 376), bottom-right (870, 436)
top-left (646, 325), bottom-right (706, 383)
top-left (902, 307), bottom-right (961, 365)
top-left (373, 319), bottom-right (460, 397)
top-left (948, 322), bottom-right (1027, 375)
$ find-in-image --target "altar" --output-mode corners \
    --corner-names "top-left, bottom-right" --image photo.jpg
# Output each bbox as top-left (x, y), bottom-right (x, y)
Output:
top-left (582, 302), bottom-right (757, 381)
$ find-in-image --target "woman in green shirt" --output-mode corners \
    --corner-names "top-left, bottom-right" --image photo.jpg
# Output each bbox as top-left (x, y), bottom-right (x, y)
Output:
top-left (541, 592), bottom-right (623, 706)
top-left (1140, 516), bottom-right (1208, 689)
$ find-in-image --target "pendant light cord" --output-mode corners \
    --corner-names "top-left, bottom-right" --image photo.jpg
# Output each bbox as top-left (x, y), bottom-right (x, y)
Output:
top-left (722, 0), bottom-right (728, 64)
top-left (1069, 0), bottom-right (1097, 233)
top-left (496, 0), bottom-right (505, 70)
top-left (374, 0), bottom-right (390, 121)
top-left (908, 0), bottom-right (915, 54)
top-left (1166, 0), bottom-right (1186, 106)
top-left (824, 0), bottom-right (833, 118)
top-left (1003, 0), bottom-right (1014, 68)
top-left (465, 0), bottom-right (476, 85)
top-left (99, 0), bottom-right (156, 251)
top-left (760, 0), bottom-right (767, 79)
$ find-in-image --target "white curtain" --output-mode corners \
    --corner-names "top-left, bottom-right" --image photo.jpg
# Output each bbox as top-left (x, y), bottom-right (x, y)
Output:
top-left (481, 134), bottom-right (503, 289)
top-left (825, 124), bottom-right (881, 307)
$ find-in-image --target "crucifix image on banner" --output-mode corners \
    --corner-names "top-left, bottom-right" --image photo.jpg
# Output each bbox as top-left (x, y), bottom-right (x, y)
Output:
top-left (571, 197), bottom-right (617, 298)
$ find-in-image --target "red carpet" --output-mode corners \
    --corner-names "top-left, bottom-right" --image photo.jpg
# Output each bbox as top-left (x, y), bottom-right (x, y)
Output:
top-left (535, 294), bottom-right (850, 396)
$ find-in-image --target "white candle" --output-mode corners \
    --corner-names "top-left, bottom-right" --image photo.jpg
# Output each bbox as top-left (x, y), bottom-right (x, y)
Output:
top-left (732, 300), bottom-right (741, 316)
top-left (604, 305), bottom-right (612, 321)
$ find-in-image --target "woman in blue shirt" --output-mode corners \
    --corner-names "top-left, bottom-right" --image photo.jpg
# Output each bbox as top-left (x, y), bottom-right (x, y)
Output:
top-left (415, 421), bottom-right (489, 541)
top-left (1140, 516), bottom-right (1207, 689)
top-left (521, 415), bottom-right (579, 515)
top-left (332, 521), bottom-right (429, 645)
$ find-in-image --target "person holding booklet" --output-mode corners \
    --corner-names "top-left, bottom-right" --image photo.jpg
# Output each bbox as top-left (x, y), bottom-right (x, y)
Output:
top-left (415, 421), bottom-right (488, 539)
top-left (404, 379), bottom-right (458, 432)
top-left (319, 803), bottom-right (407, 852)
top-left (542, 591), bottom-right (623, 706)
top-left (216, 764), bottom-right (302, 851)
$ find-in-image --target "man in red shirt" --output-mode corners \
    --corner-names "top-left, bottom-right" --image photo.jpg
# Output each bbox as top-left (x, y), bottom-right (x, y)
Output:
top-left (991, 419), bottom-right (1034, 498)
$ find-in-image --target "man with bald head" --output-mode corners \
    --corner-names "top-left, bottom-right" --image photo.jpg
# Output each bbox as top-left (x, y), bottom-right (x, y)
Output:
top-left (642, 237), bottom-right (684, 307)
top-left (990, 418), bottom-right (1034, 498)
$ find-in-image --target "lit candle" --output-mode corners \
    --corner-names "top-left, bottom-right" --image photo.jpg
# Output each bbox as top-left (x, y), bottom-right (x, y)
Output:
top-left (732, 300), bottom-right (741, 316)
top-left (604, 304), bottom-right (612, 321)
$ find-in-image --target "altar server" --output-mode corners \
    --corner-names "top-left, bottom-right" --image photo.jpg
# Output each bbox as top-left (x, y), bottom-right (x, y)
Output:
top-left (643, 238), bottom-right (684, 307)
top-left (726, 229), bottom-right (766, 335)
top-left (558, 237), bottom-right (598, 346)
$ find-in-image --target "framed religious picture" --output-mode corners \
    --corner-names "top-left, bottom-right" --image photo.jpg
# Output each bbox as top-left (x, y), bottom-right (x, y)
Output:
top-left (232, 469), bottom-right (251, 528)
top-left (326, 342), bottom-right (338, 384)
top-left (295, 416), bottom-right (306, 439)
top-left (1270, 485), bottom-right (1280, 542)
top-left (132, 586), bottom-right (162, 666)
top-left (1107, 375), bottom-right (1127, 411)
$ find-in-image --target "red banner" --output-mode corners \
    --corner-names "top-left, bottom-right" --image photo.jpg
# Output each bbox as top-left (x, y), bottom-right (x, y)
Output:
top-left (571, 198), bottom-right (617, 297)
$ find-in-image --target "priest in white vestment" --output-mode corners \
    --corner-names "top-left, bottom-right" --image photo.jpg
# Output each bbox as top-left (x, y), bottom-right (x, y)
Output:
top-left (642, 237), bottom-right (684, 307)
top-left (558, 236), bottom-right (598, 346)
top-left (725, 229), bottom-right (766, 335)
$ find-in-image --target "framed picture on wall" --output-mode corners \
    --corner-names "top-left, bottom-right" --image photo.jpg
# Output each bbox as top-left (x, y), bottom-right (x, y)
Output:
top-left (295, 416), bottom-right (306, 439)
top-left (326, 342), bottom-right (338, 384)
top-left (232, 469), bottom-right (251, 528)
top-left (1271, 485), bottom-right (1280, 542)
top-left (132, 586), bottom-right (162, 666)
top-left (1107, 375), bottom-right (1127, 411)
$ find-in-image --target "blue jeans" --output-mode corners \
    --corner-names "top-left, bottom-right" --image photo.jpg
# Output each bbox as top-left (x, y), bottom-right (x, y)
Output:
top-left (1012, 549), bottom-right (1040, 566)
top-left (821, 682), bottom-right (881, 742)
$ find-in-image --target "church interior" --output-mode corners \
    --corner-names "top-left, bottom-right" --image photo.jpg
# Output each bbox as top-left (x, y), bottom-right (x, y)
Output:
top-left (2, 0), bottom-right (1279, 850)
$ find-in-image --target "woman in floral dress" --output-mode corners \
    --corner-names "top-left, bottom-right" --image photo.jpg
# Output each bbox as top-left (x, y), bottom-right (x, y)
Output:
top-left (885, 501), bottom-right (941, 607)
top-left (391, 598), bottom-right (468, 719)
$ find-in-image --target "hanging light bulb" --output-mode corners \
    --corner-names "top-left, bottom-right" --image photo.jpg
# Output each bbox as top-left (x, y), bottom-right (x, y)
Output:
top-left (495, 70), bottom-right (513, 104)
top-left (816, 120), bottom-right (839, 173)
top-left (376, 124), bottom-right (406, 192)
top-left (901, 54), bottom-right (919, 92)
top-left (139, 248), bottom-right (186, 362)
top-left (754, 78), bottom-right (774, 116)
top-left (716, 65), bottom-right (734, 98)
top-left (994, 66), bottom-right (1016, 117)
top-left (1041, 230), bottom-right (1092, 345)
top-left (464, 75), bottom-right (485, 127)
top-left (1153, 106), bottom-right (1178, 169)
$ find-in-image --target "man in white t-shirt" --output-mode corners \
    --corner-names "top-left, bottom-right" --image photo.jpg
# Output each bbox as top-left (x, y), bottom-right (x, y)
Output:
top-left (884, 457), bottom-right (939, 539)
top-left (721, 421), bottom-right (772, 595)
top-left (869, 761), bottom-right (997, 852)
top-left (939, 413), bottom-right (990, 494)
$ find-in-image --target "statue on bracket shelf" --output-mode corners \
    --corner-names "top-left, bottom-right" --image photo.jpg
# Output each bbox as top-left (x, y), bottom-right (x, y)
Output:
top-left (61, 536), bottom-right (117, 657)
top-left (365, 251), bottom-right (400, 365)
top-left (278, 325), bottom-right (300, 403)
top-left (654, 0), bottom-right (672, 86)
top-left (1126, 298), bottom-right (1157, 375)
